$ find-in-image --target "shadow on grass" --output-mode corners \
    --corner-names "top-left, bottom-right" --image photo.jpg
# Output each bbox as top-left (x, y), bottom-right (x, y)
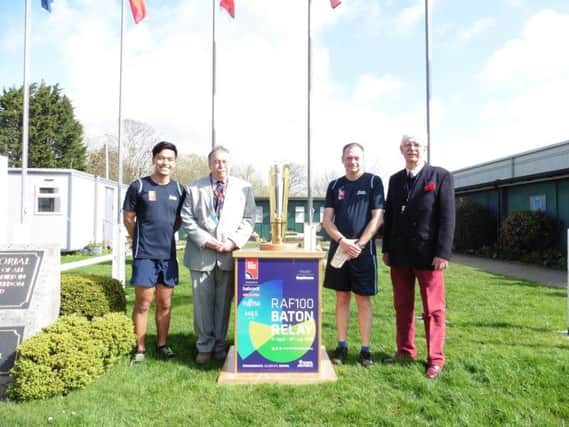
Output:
top-left (140, 332), bottom-right (228, 371)
top-left (455, 320), bottom-right (563, 334)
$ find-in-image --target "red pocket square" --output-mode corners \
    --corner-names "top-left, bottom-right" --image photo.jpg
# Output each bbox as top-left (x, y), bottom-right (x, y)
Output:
top-left (424, 182), bottom-right (436, 192)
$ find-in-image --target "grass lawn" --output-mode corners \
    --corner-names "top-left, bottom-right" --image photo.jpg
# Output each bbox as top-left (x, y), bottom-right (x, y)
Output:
top-left (1, 251), bottom-right (569, 426)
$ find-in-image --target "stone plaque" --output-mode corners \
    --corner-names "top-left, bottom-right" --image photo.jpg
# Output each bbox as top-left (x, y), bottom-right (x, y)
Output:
top-left (0, 244), bottom-right (59, 391)
top-left (0, 326), bottom-right (24, 375)
top-left (0, 251), bottom-right (43, 309)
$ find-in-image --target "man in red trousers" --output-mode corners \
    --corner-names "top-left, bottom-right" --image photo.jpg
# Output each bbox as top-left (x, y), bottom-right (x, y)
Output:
top-left (382, 134), bottom-right (455, 379)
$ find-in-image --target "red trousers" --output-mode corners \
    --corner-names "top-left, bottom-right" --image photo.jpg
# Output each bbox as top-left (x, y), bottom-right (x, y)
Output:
top-left (390, 266), bottom-right (446, 366)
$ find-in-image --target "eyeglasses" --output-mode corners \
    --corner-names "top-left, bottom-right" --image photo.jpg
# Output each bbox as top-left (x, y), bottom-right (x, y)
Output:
top-left (402, 142), bottom-right (424, 149)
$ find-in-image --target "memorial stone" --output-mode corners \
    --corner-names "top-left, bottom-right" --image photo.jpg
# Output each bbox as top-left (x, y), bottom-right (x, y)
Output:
top-left (0, 243), bottom-right (60, 395)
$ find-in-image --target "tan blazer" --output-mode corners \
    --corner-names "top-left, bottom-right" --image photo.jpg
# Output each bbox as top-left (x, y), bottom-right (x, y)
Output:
top-left (181, 175), bottom-right (256, 271)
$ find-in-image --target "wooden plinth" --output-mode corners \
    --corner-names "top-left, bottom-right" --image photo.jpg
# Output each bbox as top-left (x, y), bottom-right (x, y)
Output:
top-left (217, 346), bottom-right (338, 385)
top-left (259, 242), bottom-right (299, 251)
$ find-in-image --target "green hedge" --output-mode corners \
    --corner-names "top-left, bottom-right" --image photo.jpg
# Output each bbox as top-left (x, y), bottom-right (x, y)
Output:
top-left (60, 274), bottom-right (126, 319)
top-left (497, 210), bottom-right (559, 259)
top-left (454, 198), bottom-right (497, 251)
top-left (8, 313), bottom-right (134, 401)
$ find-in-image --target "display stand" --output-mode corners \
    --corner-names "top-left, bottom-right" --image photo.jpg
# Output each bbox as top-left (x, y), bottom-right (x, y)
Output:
top-left (218, 249), bottom-right (337, 384)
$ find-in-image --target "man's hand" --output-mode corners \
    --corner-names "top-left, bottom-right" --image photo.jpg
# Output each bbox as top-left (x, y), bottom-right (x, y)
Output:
top-left (205, 239), bottom-right (236, 253)
top-left (205, 239), bottom-right (223, 252)
top-left (432, 256), bottom-right (449, 271)
top-left (219, 240), bottom-right (236, 253)
top-left (340, 239), bottom-right (362, 259)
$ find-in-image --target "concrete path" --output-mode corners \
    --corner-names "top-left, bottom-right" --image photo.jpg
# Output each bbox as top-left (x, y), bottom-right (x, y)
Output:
top-left (453, 254), bottom-right (567, 289)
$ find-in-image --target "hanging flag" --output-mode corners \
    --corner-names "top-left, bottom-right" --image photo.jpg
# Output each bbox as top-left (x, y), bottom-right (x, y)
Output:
top-left (220, 0), bottom-right (235, 18)
top-left (129, 0), bottom-right (147, 24)
top-left (41, 0), bottom-right (53, 12)
top-left (330, 0), bottom-right (341, 9)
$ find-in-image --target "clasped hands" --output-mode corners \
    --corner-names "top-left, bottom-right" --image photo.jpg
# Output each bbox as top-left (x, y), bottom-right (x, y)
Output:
top-left (205, 238), bottom-right (236, 253)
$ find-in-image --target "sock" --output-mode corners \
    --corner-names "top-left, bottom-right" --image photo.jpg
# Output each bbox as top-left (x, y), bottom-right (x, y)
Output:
top-left (361, 346), bottom-right (369, 353)
top-left (338, 341), bottom-right (347, 348)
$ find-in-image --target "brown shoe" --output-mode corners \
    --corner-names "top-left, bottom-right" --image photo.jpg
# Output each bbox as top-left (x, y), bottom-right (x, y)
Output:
top-left (213, 350), bottom-right (227, 361)
top-left (195, 352), bottom-right (212, 365)
top-left (425, 364), bottom-right (443, 379)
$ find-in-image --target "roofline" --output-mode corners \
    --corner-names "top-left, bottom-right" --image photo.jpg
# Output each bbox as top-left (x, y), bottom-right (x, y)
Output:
top-left (8, 167), bottom-right (121, 187)
top-left (455, 167), bottom-right (569, 194)
top-left (452, 139), bottom-right (569, 174)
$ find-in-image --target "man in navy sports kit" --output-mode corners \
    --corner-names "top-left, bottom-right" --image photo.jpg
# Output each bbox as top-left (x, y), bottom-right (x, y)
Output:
top-left (123, 141), bottom-right (186, 364)
top-left (323, 143), bottom-right (385, 368)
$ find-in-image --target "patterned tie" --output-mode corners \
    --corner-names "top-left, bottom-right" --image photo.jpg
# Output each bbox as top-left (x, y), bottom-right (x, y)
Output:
top-left (214, 180), bottom-right (224, 217)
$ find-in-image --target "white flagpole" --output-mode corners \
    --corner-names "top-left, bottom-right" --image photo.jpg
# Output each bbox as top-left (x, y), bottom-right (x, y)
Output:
top-left (211, 0), bottom-right (216, 149)
top-left (425, 0), bottom-right (432, 164)
top-left (307, 0), bottom-right (313, 226)
top-left (112, 0), bottom-right (126, 285)
top-left (21, 0), bottom-right (31, 227)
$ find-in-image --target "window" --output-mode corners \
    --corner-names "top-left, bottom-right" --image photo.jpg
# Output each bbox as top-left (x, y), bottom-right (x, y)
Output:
top-left (295, 206), bottom-right (305, 224)
top-left (255, 206), bottom-right (263, 223)
top-left (36, 186), bottom-right (62, 214)
top-left (529, 195), bottom-right (546, 212)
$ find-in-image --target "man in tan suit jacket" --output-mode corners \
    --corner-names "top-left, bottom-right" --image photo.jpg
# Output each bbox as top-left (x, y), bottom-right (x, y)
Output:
top-left (181, 146), bottom-right (256, 364)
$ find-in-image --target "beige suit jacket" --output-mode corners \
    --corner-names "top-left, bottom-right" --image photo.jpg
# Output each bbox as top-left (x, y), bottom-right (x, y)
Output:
top-left (181, 175), bottom-right (256, 271)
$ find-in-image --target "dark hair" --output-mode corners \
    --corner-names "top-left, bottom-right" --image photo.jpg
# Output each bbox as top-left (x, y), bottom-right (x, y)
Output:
top-left (342, 142), bottom-right (364, 157)
top-left (152, 141), bottom-right (178, 158)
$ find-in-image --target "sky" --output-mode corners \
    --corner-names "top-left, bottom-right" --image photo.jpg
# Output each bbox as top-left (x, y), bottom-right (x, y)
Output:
top-left (1, 0), bottom-right (568, 187)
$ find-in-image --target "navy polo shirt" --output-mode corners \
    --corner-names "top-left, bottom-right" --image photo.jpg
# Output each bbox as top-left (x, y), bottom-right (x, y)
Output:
top-left (325, 172), bottom-right (385, 240)
top-left (123, 176), bottom-right (186, 260)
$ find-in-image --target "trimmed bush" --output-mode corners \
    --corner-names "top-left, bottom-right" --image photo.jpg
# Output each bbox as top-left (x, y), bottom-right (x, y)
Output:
top-left (60, 274), bottom-right (126, 319)
top-left (8, 313), bottom-right (134, 401)
top-left (454, 198), bottom-right (497, 251)
top-left (497, 210), bottom-right (559, 259)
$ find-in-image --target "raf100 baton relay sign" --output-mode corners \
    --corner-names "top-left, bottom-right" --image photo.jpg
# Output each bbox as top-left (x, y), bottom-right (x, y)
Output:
top-left (236, 257), bottom-right (319, 373)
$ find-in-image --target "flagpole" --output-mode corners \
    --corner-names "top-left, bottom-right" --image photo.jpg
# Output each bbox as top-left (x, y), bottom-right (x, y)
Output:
top-left (113, 0), bottom-right (126, 285)
top-left (21, 0), bottom-right (31, 226)
top-left (307, 0), bottom-right (313, 226)
top-left (425, 0), bottom-right (432, 163)
top-left (211, 0), bottom-right (217, 149)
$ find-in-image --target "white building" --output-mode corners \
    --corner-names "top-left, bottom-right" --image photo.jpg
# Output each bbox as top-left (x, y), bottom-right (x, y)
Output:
top-left (8, 168), bottom-right (125, 251)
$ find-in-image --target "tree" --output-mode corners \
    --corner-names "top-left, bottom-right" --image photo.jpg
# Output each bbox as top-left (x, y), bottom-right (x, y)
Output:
top-left (0, 83), bottom-right (86, 169)
top-left (313, 169), bottom-right (340, 197)
top-left (232, 163), bottom-right (268, 196)
top-left (175, 153), bottom-right (210, 186)
top-left (85, 120), bottom-right (158, 183)
top-left (287, 163), bottom-right (307, 197)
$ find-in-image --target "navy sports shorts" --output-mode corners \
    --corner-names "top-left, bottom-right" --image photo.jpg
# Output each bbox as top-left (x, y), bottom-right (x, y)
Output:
top-left (131, 258), bottom-right (179, 288)
top-left (323, 251), bottom-right (378, 296)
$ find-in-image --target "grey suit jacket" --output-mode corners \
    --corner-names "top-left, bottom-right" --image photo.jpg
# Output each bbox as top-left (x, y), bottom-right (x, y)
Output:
top-left (181, 175), bottom-right (256, 272)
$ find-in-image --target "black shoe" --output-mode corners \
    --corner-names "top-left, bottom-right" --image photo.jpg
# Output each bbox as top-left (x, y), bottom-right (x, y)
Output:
top-left (156, 345), bottom-right (176, 361)
top-left (331, 346), bottom-right (348, 365)
top-left (130, 350), bottom-right (145, 366)
top-left (359, 350), bottom-right (374, 368)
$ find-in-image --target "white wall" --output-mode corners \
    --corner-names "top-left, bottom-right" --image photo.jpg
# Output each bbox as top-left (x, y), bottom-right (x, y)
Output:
top-left (8, 173), bottom-right (69, 248)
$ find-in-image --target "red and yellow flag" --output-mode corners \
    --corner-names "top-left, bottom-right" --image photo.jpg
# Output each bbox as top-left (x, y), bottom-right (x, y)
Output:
top-left (129, 0), bottom-right (147, 24)
top-left (220, 0), bottom-right (235, 18)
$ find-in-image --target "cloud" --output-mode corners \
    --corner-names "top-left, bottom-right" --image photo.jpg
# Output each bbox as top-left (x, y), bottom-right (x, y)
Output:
top-left (457, 17), bottom-right (496, 42)
top-left (352, 74), bottom-right (403, 106)
top-left (394, 0), bottom-right (425, 37)
top-left (479, 10), bottom-right (569, 85)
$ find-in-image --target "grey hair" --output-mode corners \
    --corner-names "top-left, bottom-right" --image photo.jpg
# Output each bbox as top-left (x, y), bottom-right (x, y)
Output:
top-left (208, 145), bottom-right (231, 163)
top-left (400, 133), bottom-right (427, 147)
